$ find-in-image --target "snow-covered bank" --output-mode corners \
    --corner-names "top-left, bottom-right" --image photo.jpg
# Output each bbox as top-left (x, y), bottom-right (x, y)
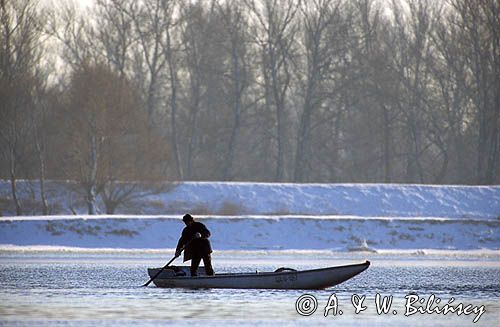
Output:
top-left (0, 214), bottom-right (495, 221)
top-left (1, 181), bottom-right (499, 218)
top-left (1, 215), bottom-right (498, 251)
top-left (1, 182), bottom-right (498, 251)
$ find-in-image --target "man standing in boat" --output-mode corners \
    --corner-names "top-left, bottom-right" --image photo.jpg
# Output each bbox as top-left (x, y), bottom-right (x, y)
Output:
top-left (175, 214), bottom-right (215, 277)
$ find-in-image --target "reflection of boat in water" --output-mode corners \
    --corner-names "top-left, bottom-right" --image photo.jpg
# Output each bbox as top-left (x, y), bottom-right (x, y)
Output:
top-left (147, 260), bottom-right (370, 289)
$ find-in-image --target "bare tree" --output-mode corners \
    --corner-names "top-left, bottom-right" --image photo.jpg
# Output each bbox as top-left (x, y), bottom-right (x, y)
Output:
top-left (3, 0), bottom-right (500, 201)
top-left (62, 63), bottom-right (149, 214)
top-left (245, 0), bottom-right (300, 181)
top-left (293, 0), bottom-right (350, 182)
top-left (46, 1), bottom-right (98, 69)
top-left (448, 0), bottom-right (499, 184)
top-left (0, 0), bottom-right (44, 215)
top-left (429, 6), bottom-right (472, 183)
top-left (179, 2), bottom-right (205, 179)
top-left (162, 9), bottom-right (184, 180)
top-left (94, 0), bottom-right (137, 78)
top-left (128, 0), bottom-right (171, 126)
top-left (215, 0), bottom-right (251, 180)
top-left (31, 71), bottom-right (51, 215)
top-left (355, 0), bottom-right (388, 182)
top-left (385, 0), bottom-right (441, 182)
top-left (180, 1), bottom-right (232, 179)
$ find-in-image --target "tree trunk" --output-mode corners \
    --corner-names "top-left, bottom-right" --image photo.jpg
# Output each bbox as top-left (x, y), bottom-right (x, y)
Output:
top-left (104, 200), bottom-right (118, 215)
top-left (34, 118), bottom-right (49, 215)
top-left (224, 108), bottom-right (241, 181)
top-left (329, 113), bottom-right (342, 182)
top-left (87, 186), bottom-right (97, 215)
top-left (275, 101), bottom-right (285, 182)
top-left (382, 104), bottom-right (392, 183)
top-left (8, 145), bottom-right (22, 215)
top-left (9, 167), bottom-right (22, 215)
top-left (271, 60), bottom-right (288, 182)
top-left (224, 42), bottom-right (243, 181)
top-left (87, 134), bottom-right (98, 215)
top-left (294, 90), bottom-right (313, 183)
top-left (38, 151), bottom-right (49, 215)
top-left (166, 29), bottom-right (183, 180)
top-left (146, 73), bottom-right (157, 127)
top-left (186, 92), bottom-right (200, 180)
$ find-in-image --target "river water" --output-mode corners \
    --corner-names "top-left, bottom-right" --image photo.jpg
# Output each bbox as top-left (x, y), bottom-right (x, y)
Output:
top-left (0, 250), bottom-right (499, 326)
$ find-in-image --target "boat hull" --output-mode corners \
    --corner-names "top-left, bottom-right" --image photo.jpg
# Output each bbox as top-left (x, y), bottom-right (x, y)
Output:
top-left (148, 261), bottom-right (370, 289)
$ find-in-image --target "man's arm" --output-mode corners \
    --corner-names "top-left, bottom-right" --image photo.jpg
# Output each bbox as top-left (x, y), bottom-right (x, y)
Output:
top-left (198, 223), bottom-right (211, 238)
top-left (175, 229), bottom-right (187, 256)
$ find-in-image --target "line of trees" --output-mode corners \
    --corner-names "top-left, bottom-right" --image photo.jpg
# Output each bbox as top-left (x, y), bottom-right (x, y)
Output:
top-left (0, 0), bottom-right (498, 214)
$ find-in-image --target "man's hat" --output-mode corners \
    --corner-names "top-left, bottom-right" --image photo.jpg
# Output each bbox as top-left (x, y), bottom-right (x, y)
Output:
top-left (182, 214), bottom-right (194, 222)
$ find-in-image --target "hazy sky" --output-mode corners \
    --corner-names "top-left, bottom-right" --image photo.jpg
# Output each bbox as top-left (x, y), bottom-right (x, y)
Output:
top-left (43, 0), bottom-right (94, 9)
top-left (78, 0), bottom-right (93, 7)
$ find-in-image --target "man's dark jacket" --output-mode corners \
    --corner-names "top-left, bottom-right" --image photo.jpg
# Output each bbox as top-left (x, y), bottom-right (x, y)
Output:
top-left (176, 221), bottom-right (212, 262)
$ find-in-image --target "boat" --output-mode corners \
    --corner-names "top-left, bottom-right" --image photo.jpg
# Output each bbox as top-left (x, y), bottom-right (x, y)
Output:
top-left (147, 260), bottom-right (370, 289)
